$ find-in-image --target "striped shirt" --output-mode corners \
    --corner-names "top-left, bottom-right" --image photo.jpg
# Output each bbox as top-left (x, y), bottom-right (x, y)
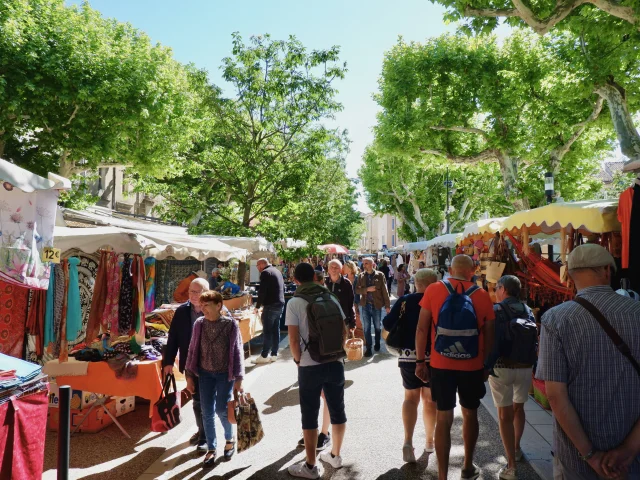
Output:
top-left (536, 286), bottom-right (640, 474)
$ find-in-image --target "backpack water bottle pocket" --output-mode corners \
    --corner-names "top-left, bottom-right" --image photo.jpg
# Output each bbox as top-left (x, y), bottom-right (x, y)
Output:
top-left (434, 327), bottom-right (479, 360)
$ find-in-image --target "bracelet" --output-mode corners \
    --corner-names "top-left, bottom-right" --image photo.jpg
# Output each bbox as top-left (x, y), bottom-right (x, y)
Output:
top-left (415, 359), bottom-right (426, 364)
top-left (580, 449), bottom-right (596, 461)
top-left (293, 359), bottom-right (300, 365)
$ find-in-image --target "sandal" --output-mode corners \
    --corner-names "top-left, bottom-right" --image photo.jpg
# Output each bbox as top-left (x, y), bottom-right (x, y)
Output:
top-left (203, 450), bottom-right (216, 468)
top-left (224, 441), bottom-right (236, 461)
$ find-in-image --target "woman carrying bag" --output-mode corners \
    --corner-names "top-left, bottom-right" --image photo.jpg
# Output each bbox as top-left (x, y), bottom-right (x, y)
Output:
top-left (185, 290), bottom-right (245, 468)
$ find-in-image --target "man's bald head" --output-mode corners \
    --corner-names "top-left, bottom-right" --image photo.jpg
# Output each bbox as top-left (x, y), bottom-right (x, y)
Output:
top-left (450, 255), bottom-right (475, 281)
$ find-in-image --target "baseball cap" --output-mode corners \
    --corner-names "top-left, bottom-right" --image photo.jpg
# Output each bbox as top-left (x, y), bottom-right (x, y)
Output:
top-left (567, 244), bottom-right (616, 271)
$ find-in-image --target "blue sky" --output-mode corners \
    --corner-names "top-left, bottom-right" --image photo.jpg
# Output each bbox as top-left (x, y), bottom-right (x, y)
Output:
top-left (70, 0), bottom-right (463, 211)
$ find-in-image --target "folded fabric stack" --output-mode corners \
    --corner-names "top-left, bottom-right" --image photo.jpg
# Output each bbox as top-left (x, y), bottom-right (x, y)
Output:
top-left (0, 353), bottom-right (47, 405)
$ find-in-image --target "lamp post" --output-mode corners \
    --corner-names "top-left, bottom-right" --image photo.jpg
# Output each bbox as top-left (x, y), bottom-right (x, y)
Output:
top-left (545, 172), bottom-right (555, 205)
top-left (444, 168), bottom-right (455, 234)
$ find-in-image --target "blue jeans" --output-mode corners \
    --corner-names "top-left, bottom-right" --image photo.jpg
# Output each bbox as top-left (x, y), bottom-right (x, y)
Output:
top-left (198, 369), bottom-right (234, 450)
top-left (361, 304), bottom-right (382, 350)
top-left (261, 304), bottom-right (284, 357)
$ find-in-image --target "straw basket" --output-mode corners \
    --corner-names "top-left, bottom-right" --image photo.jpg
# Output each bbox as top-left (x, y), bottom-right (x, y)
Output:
top-left (345, 333), bottom-right (364, 361)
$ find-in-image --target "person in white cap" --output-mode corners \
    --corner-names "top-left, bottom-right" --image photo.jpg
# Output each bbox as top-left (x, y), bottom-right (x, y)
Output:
top-left (536, 244), bottom-right (640, 480)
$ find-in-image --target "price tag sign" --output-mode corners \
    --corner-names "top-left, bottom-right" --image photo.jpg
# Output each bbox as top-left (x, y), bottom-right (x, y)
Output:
top-left (42, 247), bottom-right (61, 264)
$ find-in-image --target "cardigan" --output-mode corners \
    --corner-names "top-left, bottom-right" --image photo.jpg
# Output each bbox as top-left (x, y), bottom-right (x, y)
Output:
top-left (185, 315), bottom-right (245, 381)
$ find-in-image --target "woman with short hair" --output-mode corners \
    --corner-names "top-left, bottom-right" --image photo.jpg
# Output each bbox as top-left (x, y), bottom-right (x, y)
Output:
top-left (383, 269), bottom-right (438, 464)
top-left (186, 290), bottom-right (245, 467)
top-left (394, 264), bottom-right (410, 297)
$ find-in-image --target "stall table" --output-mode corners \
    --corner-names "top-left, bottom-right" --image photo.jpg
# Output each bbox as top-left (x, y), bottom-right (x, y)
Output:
top-left (54, 359), bottom-right (162, 419)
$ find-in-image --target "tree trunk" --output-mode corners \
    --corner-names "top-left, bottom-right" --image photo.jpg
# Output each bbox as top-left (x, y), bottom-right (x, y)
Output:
top-left (595, 82), bottom-right (640, 168)
top-left (496, 152), bottom-right (529, 210)
top-left (237, 261), bottom-right (247, 290)
top-left (0, 138), bottom-right (5, 158)
top-left (58, 151), bottom-right (74, 177)
top-left (242, 203), bottom-right (252, 228)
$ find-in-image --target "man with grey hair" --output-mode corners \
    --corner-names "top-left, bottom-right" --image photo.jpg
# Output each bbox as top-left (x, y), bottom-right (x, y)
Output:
top-left (537, 244), bottom-right (640, 480)
top-left (163, 277), bottom-right (210, 450)
top-left (253, 258), bottom-right (285, 365)
top-left (485, 275), bottom-right (536, 480)
top-left (355, 256), bottom-right (391, 357)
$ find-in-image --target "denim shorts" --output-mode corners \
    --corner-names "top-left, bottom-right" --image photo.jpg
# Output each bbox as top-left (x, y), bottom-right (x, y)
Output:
top-left (298, 361), bottom-right (347, 430)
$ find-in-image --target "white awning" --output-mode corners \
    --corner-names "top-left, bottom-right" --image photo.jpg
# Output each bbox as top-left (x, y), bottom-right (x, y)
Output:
top-left (401, 233), bottom-right (462, 252)
top-left (53, 226), bottom-right (148, 254)
top-left (195, 235), bottom-right (275, 255)
top-left (139, 232), bottom-right (247, 262)
top-left (0, 159), bottom-right (71, 192)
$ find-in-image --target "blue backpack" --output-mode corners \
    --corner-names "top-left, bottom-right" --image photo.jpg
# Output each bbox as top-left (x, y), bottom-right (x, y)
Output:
top-left (434, 280), bottom-right (480, 360)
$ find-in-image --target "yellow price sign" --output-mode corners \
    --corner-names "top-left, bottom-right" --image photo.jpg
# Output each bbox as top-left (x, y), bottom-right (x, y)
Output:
top-left (42, 247), bottom-right (61, 264)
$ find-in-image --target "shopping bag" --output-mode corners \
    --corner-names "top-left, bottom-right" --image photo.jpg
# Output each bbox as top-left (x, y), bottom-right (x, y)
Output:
top-left (236, 393), bottom-right (264, 452)
top-left (227, 391), bottom-right (247, 425)
top-left (151, 374), bottom-right (181, 432)
top-left (485, 261), bottom-right (507, 283)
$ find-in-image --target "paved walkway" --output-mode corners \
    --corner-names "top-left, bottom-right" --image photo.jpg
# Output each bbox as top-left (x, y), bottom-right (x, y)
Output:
top-left (134, 334), bottom-right (545, 480)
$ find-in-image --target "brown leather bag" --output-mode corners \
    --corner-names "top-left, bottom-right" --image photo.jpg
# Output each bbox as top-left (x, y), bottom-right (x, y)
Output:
top-left (227, 391), bottom-right (247, 424)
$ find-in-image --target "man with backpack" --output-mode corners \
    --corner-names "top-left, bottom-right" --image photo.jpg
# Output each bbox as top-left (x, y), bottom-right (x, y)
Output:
top-left (415, 254), bottom-right (495, 480)
top-left (485, 275), bottom-right (537, 480)
top-left (286, 262), bottom-right (348, 478)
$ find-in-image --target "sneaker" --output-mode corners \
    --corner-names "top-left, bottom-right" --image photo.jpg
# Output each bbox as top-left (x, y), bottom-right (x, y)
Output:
top-left (196, 440), bottom-right (208, 452)
top-left (499, 466), bottom-right (517, 480)
top-left (270, 355), bottom-right (278, 362)
top-left (461, 463), bottom-right (480, 480)
top-left (316, 432), bottom-right (331, 451)
top-left (402, 444), bottom-right (416, 463)
top-left (364, 349), bottom-right (373, 357)
top-left (288, 461), bottom-right (323, 478)
top-left (425, 444), bottom-right (435, 454)
top-left (515, 448), bottom-right (524, 462)
top-left (252, 355), bottom-right (271, 365)
top-left (319, 450), bottom-right (343, 469)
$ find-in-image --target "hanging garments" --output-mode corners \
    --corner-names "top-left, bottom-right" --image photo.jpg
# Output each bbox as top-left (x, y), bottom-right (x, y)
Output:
top-left (628, 184), bottom-right (640, 292)
top-left (144, 257), bottom-right (156, 313)
top-left (118, 253), bottom-right (134, 336)
top-left (65, 257), bottom-right (82, 342)
top-left (85, 250), bottom-right (108, 342)
top-left (0, 280), bottom-right (29, 358)
top-left (102, 251), bottom-right (121, 334)
top-left (52, 264), bottom-right (65, 358)
top-left (132, 255), bottom-right (146, 345)
top-left (26, 288), bottom-right (47, 357)
top-left (44, 266), bottom-right (55, 349)
top-left (618, 187), bottom-right (634, 269)
top-left (58, 260), bottom-right (70, 362)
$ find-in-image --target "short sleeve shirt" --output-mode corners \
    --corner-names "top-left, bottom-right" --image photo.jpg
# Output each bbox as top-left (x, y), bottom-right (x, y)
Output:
top-left (285, 295), bottom-right (345, 367)
top-left (419, 279), bottom-right (495, 371)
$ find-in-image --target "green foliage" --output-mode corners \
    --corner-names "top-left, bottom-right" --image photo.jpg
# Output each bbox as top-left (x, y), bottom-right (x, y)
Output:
top-left (0, 0), bottom-right (203, 177)
top-left (58, 174), bottom-right (100, 210)
top-left (138, 33), bottom-right (361, 248)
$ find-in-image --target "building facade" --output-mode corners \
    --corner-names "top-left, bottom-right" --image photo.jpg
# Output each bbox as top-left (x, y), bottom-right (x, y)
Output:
top-left (359, 213), bottom-right (407, 253)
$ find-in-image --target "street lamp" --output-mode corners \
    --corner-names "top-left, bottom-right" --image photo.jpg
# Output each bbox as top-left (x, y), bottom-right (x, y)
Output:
top-left (545, 172), bottom-right (555, 205)
top-left (444, 168), bottom-right (455, 234)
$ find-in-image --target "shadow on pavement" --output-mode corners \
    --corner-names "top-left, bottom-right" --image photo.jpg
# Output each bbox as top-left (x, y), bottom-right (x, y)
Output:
top-left (261, 380), bottom-right (354, 415)
top-left (245, 448), bottom-right (300, 479)
top-left (375, 450), bottom-right (434, 479)
top-left (344, 351), bottom-right (395, 371)
top-left (77, 447), bottom-right (165, 480)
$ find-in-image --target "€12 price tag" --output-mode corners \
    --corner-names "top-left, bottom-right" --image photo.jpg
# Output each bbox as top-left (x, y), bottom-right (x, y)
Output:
top-left (42, 247), bottom-right (61, 264)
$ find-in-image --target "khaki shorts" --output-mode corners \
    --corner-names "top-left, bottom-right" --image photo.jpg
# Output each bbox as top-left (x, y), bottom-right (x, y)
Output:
top-left (488, 367), bottom-right (532, 407)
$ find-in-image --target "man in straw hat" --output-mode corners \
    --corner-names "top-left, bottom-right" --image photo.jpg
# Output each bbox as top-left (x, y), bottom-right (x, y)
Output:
top-left (537, 244), bottom-right (640, 480)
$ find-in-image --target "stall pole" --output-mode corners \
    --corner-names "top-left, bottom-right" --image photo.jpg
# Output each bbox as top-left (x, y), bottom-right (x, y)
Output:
top-left (57, 385), bottom-right (71, 480)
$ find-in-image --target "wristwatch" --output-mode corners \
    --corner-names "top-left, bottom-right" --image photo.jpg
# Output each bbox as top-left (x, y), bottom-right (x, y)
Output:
top-left (293, 359), bottom-right (300, 365)
top-left (415, 359), bottom-right (426, 364)
top-left (580, 449), bottom-right (596, 461)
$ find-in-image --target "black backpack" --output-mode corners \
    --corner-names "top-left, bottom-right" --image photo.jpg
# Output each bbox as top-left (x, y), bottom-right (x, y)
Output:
top-left (496, 302), bottom-right (538, 365)
top-left (295, 292), bottom-right (347, 363)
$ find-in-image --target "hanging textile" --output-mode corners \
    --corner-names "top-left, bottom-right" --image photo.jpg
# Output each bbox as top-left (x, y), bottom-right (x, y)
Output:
top-left (0, 280), bottom-right (29, 358)
top-left (144, 257), bottom-right (156, 312)
top-left (118, 254), bottom-right (134, 336)
top-left (51, 264), bottom-right (65, 358)
top-left (58, 260), bottom-right (70, 362)
top-left (133, 255), bottom-right (146, 345)
top-left (618, 187), bottom-right (634, 269)
top-left (43, 267), bottom-right (55, 349)
top-left (26, 289), bottom-right (47, 357)
top-left (154, 258), bottom-right (203, 306)
top-left (102, 251), bottom-right (121, 334)
top-left (86, 250), bottom-right (108, 342)
top-left (629, 184), bottom-right (640, 292)
top-left (65, 257), bottom-right (82, 342)
top-left (63, 249), bottom-right (99, 347)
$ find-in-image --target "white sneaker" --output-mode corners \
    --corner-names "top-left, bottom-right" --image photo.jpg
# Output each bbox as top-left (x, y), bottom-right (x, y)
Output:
top-left (270, 355), bottom-right (277, 363)
top-left (319, 450), bottom-right (343, 469)
top-left (499, 466), bottom-right (517, 480)
top-left (288, 461), bottom-right (323, 478)
top-left (252, 356), bottom-right (271, 365)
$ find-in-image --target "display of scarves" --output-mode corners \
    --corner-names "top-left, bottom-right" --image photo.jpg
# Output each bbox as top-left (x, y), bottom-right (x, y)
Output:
top-left (0, 280), bottom-right (29, 358)
top-left (86, 250), bottom-right (108, 342)
top-left (102, 251), bottom-right (121, 334)
top-left (154, 258), bottom-right (203, 306)
top-left (144, 257), bottom-right (156, 312)
top-left (52, 264), bottom-right (65, 357)
top-left (26, 288), bottom-right (47, 357)
top-left (58, 260), bottom-right (70, 362)
top-left (65, 257), bottom-right (82, 342)
top-left (132, 255), bottom-right (146, 345)
top-left (43, 266), bottom-right (55, 350)
top-left (118, 253), bottom-right (134, 336)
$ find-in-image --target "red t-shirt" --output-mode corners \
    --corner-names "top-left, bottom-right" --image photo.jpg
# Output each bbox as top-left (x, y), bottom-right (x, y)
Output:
top-left (419, 279), bottom-right (495, 371)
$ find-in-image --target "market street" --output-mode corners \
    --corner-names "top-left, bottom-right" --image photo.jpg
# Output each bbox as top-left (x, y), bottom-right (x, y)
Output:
top-left (43, 332), bottom-right (544, 480)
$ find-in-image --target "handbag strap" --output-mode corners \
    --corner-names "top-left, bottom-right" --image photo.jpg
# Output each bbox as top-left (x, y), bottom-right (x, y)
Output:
top-left (573, 296), bottom-right (640, 378)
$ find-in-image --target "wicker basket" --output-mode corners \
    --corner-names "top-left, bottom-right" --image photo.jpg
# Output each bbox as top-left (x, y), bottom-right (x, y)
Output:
top-left (345, 334), bottom-right (364, 361)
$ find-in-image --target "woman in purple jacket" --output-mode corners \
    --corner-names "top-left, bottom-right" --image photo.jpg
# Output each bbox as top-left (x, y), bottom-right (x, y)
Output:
top-left (186, 290), bottom-right (245, 467)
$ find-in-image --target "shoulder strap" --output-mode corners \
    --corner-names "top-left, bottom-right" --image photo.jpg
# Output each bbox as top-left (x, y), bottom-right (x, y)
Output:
top-left (573, 297), bottom-right (640, 378)
top-left (465, 285), bottom-right (480, 296)
top-left (441, 280), bottom-right (455, 295)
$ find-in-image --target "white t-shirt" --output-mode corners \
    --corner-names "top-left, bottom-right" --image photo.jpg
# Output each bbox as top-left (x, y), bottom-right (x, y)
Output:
top-left (285, 295), bottom-right (345, 367)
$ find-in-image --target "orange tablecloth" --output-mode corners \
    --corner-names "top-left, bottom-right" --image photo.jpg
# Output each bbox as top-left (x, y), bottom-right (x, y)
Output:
top-left (55, 359), bottom-right (162, 417)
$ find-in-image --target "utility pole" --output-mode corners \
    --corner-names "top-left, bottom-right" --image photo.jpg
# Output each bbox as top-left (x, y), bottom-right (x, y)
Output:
top-left (444, 168), bottom-right (454, 234)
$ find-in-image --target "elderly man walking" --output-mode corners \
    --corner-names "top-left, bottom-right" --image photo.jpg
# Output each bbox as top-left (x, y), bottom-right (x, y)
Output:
top-left (355, 257), bottom-right (391, 357)
top-left (253, 258), bottom-right (285, 365)
top-left (162, 277), bottom-right (210, 450)
top-left (537, 244), bottom-right (640, 480)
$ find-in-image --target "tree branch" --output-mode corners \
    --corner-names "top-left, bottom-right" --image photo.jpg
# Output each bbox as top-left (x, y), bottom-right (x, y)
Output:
top-left (465, 0), bottom-right (636, 35)
top-left (65, 104), bottom-right (79, 126)
top-left (430, 125), bottom-right (489, 139)
top-left (419, 148), bottom-right (499, 164)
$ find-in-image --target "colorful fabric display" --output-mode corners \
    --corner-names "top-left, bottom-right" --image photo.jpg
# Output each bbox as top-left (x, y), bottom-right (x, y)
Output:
top-left (26, 288), bottom-right (47, 357)
top-left (102, 251), bottom-right (121, 333)
top-left (0, 280), bottom-right (29, 358)
top-left (85, 250), bottom-right (108, 342)
top-left (118, 254), bottom-right (134, 336)
top-left (66, 257), bottom-right (82, 342)
top-left (144, 257), bottom-right (156, 313)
